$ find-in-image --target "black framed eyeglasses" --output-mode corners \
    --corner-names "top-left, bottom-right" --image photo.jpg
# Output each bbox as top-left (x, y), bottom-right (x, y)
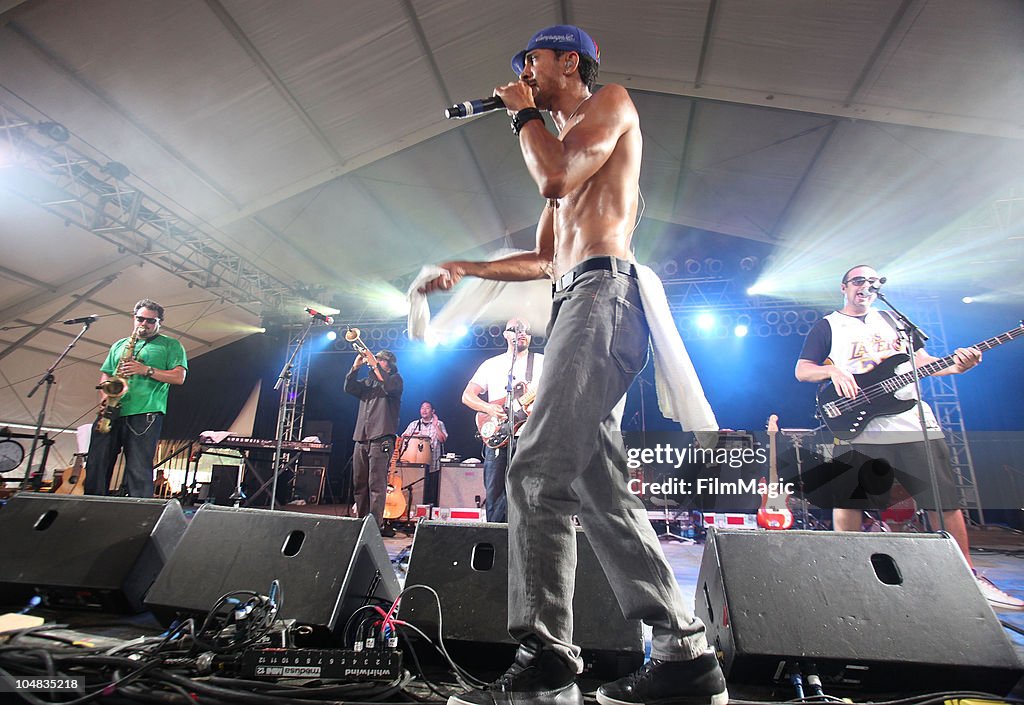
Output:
top-left (505, 327), bottom-right (530, 334)
top-left (135, 315), bottom-right (159, 324)
top-left (843, 276), bottom-right (881, 287)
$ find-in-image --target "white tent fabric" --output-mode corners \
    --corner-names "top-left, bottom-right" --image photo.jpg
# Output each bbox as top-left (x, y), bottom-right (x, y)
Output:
top-left (1, 0), bottom-right (1022, 467)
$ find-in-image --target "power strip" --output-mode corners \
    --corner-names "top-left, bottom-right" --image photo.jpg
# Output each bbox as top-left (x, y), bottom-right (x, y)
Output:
top-left (241, 648), bottom-right (402, 681)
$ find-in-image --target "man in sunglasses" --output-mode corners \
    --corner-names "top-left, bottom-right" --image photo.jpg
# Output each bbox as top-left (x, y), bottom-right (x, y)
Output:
top-left (461, 318), bottom-right (544, 522)
top-left (86, 299), bottom-right (187, 498)
top-left (796, 265), bottom-right (1023, 609)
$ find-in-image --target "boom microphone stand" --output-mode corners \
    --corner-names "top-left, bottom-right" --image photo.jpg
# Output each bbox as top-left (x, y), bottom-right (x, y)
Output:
top-left (872, 285), bottom-right (945, 532)
top-left (23, 319), bottom-right (93, 488)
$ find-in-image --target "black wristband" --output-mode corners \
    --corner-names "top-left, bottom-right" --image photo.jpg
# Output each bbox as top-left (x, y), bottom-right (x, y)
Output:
top-left (511, 108), bottom-right (543, 136)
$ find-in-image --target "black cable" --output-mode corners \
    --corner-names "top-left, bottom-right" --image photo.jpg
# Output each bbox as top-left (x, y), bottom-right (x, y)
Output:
top-left (1000, 618), bottom-right (1024, 636)
top-left (393, 625), bottom-right (456, 698)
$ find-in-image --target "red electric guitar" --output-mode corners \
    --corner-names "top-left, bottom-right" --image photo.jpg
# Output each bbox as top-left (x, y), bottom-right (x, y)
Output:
top-left (756, 414), bottom-right (793, 530)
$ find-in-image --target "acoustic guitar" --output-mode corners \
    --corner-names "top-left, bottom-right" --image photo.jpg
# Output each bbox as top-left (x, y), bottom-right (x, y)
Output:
top-left (53, 453), bottom-right (86, 495)
top-left (382, 437), bottom-right (407, 520)
top-left (756, 415), bottom-right (793, 530)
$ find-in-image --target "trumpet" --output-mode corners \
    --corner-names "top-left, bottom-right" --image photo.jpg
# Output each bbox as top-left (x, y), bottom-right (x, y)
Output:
top-left (345, 327), bottom-right (383, 382)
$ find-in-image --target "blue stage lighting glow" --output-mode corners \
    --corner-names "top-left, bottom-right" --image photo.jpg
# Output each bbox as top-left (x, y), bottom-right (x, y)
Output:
top-left (326, 330), bottom-right (338, 341)
top-left (734, 324), bottom-right (749, 337)
top-left (696, 313), bottom-right (715, 331)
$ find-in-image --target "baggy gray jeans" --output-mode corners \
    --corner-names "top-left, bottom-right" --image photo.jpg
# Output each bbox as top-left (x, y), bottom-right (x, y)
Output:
top-left (506, 263), bottom-right (709, 671)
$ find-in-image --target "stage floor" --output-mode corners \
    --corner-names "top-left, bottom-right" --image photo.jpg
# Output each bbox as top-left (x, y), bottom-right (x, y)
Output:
top-left (2, 506), bottom-right (1021, 702)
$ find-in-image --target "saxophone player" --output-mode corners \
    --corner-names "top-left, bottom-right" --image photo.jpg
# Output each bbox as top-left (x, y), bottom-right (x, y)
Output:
top-left (85, 299), bottom-right (188, 498)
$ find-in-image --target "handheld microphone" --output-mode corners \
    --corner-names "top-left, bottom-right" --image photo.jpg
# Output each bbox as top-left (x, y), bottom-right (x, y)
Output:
top-left (869, 276), bottom-right (887, 293)
top-left (305, 307), bottom-right (334, 324)
top-left (63, 315), bottom-right (98, 325)
top-left (445, 96), bottom-right (505, 119)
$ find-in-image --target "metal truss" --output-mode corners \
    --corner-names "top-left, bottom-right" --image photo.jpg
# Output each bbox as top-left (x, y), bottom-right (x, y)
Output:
top-left (908, 297), bottom-right (984, 524)
top-left (277, 327), bottom-right (312, 448)
top-left (0, 102), bottom-right (293, 314)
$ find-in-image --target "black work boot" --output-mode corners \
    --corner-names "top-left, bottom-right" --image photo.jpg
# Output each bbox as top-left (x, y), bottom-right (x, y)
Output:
top-left (447, 638), bottom-right (582, 705)
top-left (596, 651), bottom-right (728, 705)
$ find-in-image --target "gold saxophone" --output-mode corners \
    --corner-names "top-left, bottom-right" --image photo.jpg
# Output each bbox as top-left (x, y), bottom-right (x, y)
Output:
top-left (95, 325), bottom-right (142, 434)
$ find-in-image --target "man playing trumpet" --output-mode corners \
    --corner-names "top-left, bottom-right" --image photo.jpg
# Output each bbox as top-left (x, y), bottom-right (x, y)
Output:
top-left (86, 299), bottom-right (187, 498)
top-left (344, 335), bottom-right (403, 529)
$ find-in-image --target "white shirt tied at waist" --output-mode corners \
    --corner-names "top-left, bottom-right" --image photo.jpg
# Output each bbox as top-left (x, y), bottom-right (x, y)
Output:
top-left (406, 258), bottom-right (718, 436)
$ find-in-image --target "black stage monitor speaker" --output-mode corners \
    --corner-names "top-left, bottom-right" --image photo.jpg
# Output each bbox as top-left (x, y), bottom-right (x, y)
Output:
top-left (293, 466), bottom-right (325, 504)
top-left (399, 522), bottom-right (644, 681)
top-left (696, 529), bottom-right (1022, 693)
top-left (0, 494), bottom-right (187, 613)
top-left (144, 505), bottom-right (399, 643)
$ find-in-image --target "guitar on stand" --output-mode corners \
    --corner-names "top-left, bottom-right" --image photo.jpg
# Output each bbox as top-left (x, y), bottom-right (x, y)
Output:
top-left (52, 453), bottom-right (86, 495)
top-left (382, 437), bottom-right (407, 533)
top-left (757, 414), bottom-right (793, 530)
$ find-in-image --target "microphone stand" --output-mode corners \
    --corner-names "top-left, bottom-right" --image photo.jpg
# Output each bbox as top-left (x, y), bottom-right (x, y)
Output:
top-left (872, 288), bottom-right (945, 532)
top-left (270, 316), bottom-right (318, 510)
top-left (781, 427), bottom-right (827, 530)
top-left (635, 373), bottom-right (690, 544)
top-left (501, 344), bottom-right (518, 488)
top-left (23, 320), bottom-right (93, 488)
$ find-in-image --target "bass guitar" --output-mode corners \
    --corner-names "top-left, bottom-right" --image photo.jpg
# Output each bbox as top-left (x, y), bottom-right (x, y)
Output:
top-left (53, 453), bottom-right (87, 495)
top-left (475, 382), bottom-right (536, 449)
top-left (382, 437), bottom-right (407, 520)
top-left (756, 414), bottom-right (793, 530)
top-left (817, 321), bottom-right (1023, 441)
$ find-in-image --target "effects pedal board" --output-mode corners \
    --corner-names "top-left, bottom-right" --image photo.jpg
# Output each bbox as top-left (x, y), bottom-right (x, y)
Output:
top-left (242, 648), bottom-right (403, 681)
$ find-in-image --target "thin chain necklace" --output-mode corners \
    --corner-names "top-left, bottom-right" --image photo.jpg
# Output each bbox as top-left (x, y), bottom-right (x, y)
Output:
top-left (560, 94), bottom-right (590, 130)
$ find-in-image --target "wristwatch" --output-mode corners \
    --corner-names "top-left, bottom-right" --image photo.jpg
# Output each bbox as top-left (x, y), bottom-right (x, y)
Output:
top-left (146, 366), bottom-right (155, 377)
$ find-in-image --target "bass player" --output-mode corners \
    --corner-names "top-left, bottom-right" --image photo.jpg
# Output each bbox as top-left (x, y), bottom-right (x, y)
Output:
top-left (461, 317), bottom-right (544, 522)
top-left (795, 264), bottom-right (1022, 609)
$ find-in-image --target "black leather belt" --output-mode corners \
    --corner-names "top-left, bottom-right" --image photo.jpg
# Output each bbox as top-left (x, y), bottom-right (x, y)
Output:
top-left (553, 256), bottom-right (637, 293)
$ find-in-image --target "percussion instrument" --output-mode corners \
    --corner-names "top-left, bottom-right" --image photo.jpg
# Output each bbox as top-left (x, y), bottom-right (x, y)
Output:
top-left (400, 435), bottom-right (432, 465)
